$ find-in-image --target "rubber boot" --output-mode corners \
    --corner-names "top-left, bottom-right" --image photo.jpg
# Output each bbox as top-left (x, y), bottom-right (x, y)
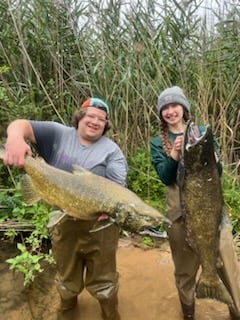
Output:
top-left (180, 301), bottom-right (195, 320)
top-left (99, 294), bottom-right (121, 320)
top-left (230, 309), bottom-right (240, 320)
top-left (57, 296), bottom-right (78, 320)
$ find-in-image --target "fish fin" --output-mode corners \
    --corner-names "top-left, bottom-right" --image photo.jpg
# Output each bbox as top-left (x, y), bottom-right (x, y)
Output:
top-left (47, 211), bottom-right (67, 229)
top-left (90, 218), bottom-right (115, 232)
top-left (72, 164), bottom-right (92, 175)
top-left (196, 274), bottom-right (233, 305)
top-left (177, 162), bottom-right (185, 187)
top-left (20, 174), bottom-right (41, 205)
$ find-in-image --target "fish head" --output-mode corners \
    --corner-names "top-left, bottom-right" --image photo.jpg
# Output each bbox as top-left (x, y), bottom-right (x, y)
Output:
top-left (116, 203), bottom-right (170, 234)
top-left (182, 120), bottom-right (215, 169)
top-left (90, 203), bottom-right (170, 235)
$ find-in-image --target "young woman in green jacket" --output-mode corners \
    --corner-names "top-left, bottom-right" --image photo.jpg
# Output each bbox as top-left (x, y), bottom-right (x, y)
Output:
top-left (150, 86), bottom-right (240, 320)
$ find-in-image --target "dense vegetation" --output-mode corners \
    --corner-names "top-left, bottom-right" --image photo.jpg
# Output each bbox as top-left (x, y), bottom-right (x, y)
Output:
top-left (0, 0), bottom-right (240, 283)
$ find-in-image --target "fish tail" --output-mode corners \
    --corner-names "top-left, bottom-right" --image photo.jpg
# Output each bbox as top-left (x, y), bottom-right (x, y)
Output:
top-left (196, 274), bottom-right (233, 305)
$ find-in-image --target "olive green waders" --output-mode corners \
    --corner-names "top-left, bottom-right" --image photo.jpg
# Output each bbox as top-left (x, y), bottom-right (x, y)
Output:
top-left (49, 213), bottom-right (120, 320)
top-left (165, 184), bottom-right (240, 320)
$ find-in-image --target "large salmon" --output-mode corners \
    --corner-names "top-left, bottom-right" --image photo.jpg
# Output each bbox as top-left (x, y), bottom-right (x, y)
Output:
top-left (177, 121), bottom-right (233, 305)
top-left (0, 145), bottom-right (167, 234)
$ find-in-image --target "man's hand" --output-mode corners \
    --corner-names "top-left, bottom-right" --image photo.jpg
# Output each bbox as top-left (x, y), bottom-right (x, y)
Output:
top-left (97, 214), bottom-right (109, 221)
top-left (3, 139), bottom-right (32, 167)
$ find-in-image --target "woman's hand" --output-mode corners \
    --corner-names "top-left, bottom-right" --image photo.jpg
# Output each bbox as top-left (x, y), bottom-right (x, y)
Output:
top-left (170, 135), bottom-right (183, 161)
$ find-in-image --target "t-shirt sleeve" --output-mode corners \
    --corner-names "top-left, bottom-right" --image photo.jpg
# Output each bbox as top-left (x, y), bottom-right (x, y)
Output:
top-left (30, 121), bottom-right (64, 161)
top-left (105, 147), bottom-right (128, 186)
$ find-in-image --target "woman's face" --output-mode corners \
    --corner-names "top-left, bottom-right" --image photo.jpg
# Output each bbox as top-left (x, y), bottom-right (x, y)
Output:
top-left (161, 103), bottom-right (184, 126)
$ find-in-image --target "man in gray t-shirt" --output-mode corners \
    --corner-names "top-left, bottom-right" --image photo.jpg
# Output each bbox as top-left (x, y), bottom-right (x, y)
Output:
top-left (3, 97), bottom-right (127, 320)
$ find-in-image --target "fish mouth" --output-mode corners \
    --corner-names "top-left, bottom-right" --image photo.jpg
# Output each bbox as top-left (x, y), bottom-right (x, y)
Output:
top-left (129, 213), bottom-right (171, 234)
top-left (139, 226), bottom-right (168, 238)
top-left (185, 121), bottom-right (209, 151)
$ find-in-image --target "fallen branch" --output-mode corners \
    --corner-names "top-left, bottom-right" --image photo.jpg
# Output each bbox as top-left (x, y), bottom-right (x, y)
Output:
top-left (0, 219), bottom-right (35, 232)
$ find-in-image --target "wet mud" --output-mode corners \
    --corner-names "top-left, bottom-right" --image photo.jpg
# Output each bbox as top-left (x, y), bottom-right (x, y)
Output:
top-left (0, 236), bottom-right (234, 320)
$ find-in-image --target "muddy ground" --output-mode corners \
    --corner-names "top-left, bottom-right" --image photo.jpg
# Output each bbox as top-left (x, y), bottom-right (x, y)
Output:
top-left (0, 235), bottom-right (235, 320)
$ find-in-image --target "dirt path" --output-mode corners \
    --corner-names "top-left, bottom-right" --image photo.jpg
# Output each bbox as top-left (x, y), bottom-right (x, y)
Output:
top-left (0, 237), bottom-right (232, 320)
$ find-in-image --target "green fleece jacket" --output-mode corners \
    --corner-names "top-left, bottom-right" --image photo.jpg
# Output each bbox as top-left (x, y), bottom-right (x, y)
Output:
top-left (150, 125), bottom-right (222, 186)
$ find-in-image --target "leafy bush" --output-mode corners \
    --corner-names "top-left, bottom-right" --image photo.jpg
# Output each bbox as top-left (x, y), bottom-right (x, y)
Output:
top-left (6, 243), bottom-right (55, 286)
top-left (0, 183), bottom-right (54, 286)
top-left (127, 148), bottom-right (166, 213)
top-left (222, 169), bottom-right (240, 233)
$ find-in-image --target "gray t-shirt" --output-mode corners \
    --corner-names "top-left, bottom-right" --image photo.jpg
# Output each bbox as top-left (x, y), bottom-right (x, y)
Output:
top-left (30, 121), bottom-right (127, 186)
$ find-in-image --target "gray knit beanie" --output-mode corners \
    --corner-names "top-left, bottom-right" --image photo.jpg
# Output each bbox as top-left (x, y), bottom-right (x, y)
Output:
top-left (157, 86), bottom-right (190, 116)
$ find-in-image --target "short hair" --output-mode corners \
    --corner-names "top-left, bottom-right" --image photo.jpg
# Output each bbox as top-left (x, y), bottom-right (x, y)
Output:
top-left (72, 108), bottom-right (111, 135)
